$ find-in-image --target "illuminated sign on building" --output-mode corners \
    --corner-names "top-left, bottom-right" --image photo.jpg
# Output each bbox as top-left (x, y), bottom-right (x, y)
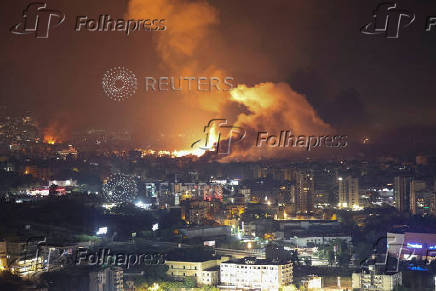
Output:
top-left (407, 243), bottom-right (423, 249)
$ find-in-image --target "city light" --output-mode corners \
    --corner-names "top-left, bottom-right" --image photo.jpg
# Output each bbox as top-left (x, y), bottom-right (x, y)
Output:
top-left (407, 243), bottom-right (423, 249)
top-left (150, 283), bottom-right (160, 291)
top-left (135, 201), bottom-right (151, 210)
top-left (96, 227), bottom-right (108, 236)
top-left (2, 2), bottom-right (436, 289)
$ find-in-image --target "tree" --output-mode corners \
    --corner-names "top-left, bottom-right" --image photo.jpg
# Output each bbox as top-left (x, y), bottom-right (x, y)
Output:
top-left (337, 240), bottom-right (351, 268)
top-left (328, 249), bottom-right (335, 266)
top-left (183, 277), bottom-right (197, 288)
top-left (337, 249), bottom-right (351, 268)
top-left (290, 250), bottom-right (300, 266)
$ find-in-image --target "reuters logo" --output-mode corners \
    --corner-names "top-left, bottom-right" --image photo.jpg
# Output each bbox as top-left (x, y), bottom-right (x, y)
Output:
top-left (102, 67), bottom-right (137, 102)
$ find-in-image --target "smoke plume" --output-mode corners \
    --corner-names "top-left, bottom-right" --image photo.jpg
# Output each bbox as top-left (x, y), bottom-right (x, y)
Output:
top-left (127, 0), bottom-right (334, 161)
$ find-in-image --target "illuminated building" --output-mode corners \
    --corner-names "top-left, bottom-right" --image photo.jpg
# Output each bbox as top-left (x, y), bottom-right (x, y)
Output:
top-left (23, 166), bottom-right (53, 180)
top-left (294, 170), bottom-right (314, 214)
top-left (413, 191), bottom-right (436, 215)
top-left (165, 257), bottom-right (229, 285)
top-left (220, 257), bottom-right (293, 289)
top-left (224, 204), bottom-right (245, 220)
top-left (394, 176), bottom-right (414, 213)
top-left (89, 267), bottom-right (124, 291)
top-left (280, 168), bottom-right (293, 181)
top-left (145, 182), bottom-right (157, 198)
top-left (56, 145), bottom-right (78, 160)
top-left (252, 166), bottom-right (268, 179)
top-left (432, 193), bottom-right (436, 216)
top-left (0, 241), bottom-right (44, 278)
top-left (238, 188), bottom-right (251, 203)
top-left (48, 179), bottom-right (77, 187)
top-left (387, 232), bottom-right (436, 262)
top-left (284, 233), bottom-right (352, 248)
top-left (1, 161), bottom-right (15, 172)
top-left (28, 187), bottom-right (50, 196)
top-left (185, 207), bottom-right (209, 225)
top-left (181, 200), bottom-right (220, 225)
top-left (338, 176), bottom-right (359, 209)
top-left (0, 241), bottom-right (27, 270)
top-left (301, 275), bottom-right (323, 289)
top-left (10, 257), bottom-right (43, 278)
top-left (278, 220), bottom-right (351, 247)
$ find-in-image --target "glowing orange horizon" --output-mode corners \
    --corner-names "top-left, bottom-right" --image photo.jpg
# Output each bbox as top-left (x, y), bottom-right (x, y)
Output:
top-left (138, 122), bottom-right (220, 158)
top-left (44, 135), bottom-right (58, 145)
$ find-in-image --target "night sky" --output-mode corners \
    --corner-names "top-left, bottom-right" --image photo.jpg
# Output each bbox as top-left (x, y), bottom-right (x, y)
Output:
top-left (2, 0), bottom-right (436, 155)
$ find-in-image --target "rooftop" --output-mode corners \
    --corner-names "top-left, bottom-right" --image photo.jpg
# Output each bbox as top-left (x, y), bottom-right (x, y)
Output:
top-left (222, 257), bottom-right (291, 266)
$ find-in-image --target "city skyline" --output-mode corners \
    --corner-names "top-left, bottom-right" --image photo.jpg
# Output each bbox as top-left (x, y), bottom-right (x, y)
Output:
top-left (2, 0), bottom-right (436, 158)
top-left (2, 0), bottom-right (436, 290)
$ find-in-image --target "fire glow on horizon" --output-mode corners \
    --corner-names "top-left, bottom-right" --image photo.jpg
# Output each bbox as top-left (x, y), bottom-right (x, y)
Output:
top-left (139, 122), bottom-right (221, 158)
top-left (126, 0), bottom-right (333, 161)
top-left (43, 135), bottom-right (57, 145)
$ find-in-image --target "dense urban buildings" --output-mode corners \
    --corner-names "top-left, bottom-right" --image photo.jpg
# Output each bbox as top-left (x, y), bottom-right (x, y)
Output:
top-left (3, 0), bottom-right (436, 290)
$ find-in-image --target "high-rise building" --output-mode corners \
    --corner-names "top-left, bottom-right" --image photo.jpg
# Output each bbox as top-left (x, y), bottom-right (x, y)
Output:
top-left (338, 176), bottom-right (359, 209)
top-left (295, 170), bottom-right (314, 214)
top-left (394, 176), bottom-right (414, 213)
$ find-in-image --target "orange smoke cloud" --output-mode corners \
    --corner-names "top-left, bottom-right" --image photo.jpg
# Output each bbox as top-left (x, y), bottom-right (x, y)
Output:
top-left (231, 82), bottom-right (331, 133)
top-left (127, 0), bottom-right (228, 113)
top-left (127, 0), bottom-right (334, 161)
top-left (128, 0), bottom-right (219, 63)
top-left (224, 82), bottom-right (333, 161)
